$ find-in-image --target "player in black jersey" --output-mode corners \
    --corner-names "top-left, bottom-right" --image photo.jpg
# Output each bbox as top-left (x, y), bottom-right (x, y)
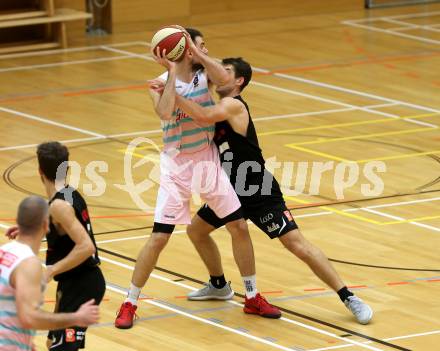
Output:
top-left (36, 142), bottom-right (106, 350)
top-left (174, 58), bottom-right (373, 325)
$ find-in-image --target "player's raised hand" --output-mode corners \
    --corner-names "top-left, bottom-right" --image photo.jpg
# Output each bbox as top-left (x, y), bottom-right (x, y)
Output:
top-left (152, 47), bottom-right (176, 72)
top-left (182, 31), bottom-right (200, 57)
top-left (5, 225), bottom-right (19, 240)
top-left (75, 299), bottom-right (100, 327)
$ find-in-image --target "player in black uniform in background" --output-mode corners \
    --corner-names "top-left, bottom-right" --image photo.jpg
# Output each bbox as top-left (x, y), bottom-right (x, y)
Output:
top-left (36, 142), bottom-right (106, 350)
top-left (170, 58), bottom-right (373, 325)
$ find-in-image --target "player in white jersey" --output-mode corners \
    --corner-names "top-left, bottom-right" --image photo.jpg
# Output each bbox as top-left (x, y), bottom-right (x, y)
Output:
top-left (1, 196), bottom-right (99, 351)
top-left (115, 28), bottom-right (280, 329)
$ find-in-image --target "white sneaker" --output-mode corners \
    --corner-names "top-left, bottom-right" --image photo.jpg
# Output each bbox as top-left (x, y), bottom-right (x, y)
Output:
top-left (187, 281), bottom-right (234, 301)
top-left (344, 296), bottom-right (373, 325)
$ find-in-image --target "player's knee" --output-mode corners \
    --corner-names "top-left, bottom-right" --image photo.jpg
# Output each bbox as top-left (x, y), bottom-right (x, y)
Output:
top-left (225, 219), bottom-right (249, 236)
top-left (186, 224), bottom-right (201, 241)
top-left (280, 231), bottom-right (311, 260)
top-left (149, 234), bottom-right (170, 251)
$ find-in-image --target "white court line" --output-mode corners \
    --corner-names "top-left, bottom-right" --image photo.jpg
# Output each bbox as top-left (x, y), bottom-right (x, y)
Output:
top-left (345, 196), bottom-right (440, 211)
top-left (0, 56), bottom-right (134, 73)
top-left (361, 208), bottom-right (440, 232)
top-left (0, 101), bottom-right (398, 153)
top-left (0, 129), bottom-right (162, 152)
top-left (264, 70), bottom-right (440, 115)
top-left (308, 330), bottom-right (440, 351)
top-left (383, 18), bottom-right (440, 33)
top-left (343, 21), bottom-right (440, 46)
top-left (0, 106), bottom-right (105, 137)
top-left (105, 284), bottom-right (300, 351)
top-left (2, 41), bottom-right (438, 128)
top-left (251, 81), bottom-right (403, 119)
top-left (0, 41), bottom-right (147, 60)
top-left (347, 11), bottom-right (440, 23)
top-left (100, 45), bottom-right (155, 61)
top-left (136, 40), bottom-right (440, 117)
top-left (382, 18), bottom-right (419, 29)
top-left (101, 256), bottom-right (384, 351)
top-left (95, 230), bottom-right (185, 245)
top-left (2, 39), bottom-right (439, 118)
top-left (251, 107), bottom-right (355, 122)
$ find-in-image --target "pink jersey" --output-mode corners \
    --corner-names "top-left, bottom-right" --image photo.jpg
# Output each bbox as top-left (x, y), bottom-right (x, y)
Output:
top-left (159, 69), bottom-right (215, 154)
top-left (0, 241), bottom-right (36, 351)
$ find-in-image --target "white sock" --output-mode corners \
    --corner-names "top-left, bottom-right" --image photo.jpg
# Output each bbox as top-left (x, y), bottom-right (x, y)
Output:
top-left (125, 283), bottom-right (141, 305)
top-left (242, 274), bottom-right (258, 299)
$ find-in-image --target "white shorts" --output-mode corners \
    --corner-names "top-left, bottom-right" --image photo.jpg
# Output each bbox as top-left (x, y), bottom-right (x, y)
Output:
top-left (154, 143), bottom-right (241, 225)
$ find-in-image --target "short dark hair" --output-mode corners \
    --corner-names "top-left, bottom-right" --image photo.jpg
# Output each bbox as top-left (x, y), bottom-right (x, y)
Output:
top-left (222, 57), bottom-right (252, 92)
top-left (37, 141), bottom-right (69, 181)
top-left (185, 28), bottom-right (203, 42)
top-left (17, 196), bottom-right (48, 235)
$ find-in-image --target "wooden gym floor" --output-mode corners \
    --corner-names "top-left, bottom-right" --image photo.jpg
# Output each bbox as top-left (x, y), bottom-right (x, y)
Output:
top-left (1, 3), bottom-right (439, 351)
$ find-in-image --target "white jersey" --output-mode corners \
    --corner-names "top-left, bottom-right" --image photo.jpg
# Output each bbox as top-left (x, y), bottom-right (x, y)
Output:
top-left (0, 241), bottom-right (37, 351)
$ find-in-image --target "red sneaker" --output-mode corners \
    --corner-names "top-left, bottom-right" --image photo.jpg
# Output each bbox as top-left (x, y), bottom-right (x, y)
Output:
top-left (244, 293), bottom-right (281, 319)
top-left (115, 302), bottom-right (138, 329)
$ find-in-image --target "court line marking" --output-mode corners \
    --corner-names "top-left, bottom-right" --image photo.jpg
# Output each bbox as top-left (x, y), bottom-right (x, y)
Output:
top-left (0, 106), bottom-right (105, 138)
top-left (357, 149), bottom-right (440, 163)
top-left (0, 102), bottom-right (398, 153)
top-left (102, 256), bottom-right (384, 351)
top-left (361, 208), bottom-right (440, 232)
top-left (2, 198), bottom-right (439, 235)
top-left (381, 214), bottom-right (440, 225)
top-left (119, 112), bottom-right (439, 157)
top-left (258, 112), bottom-right (439, 137)
top-left (345, 196), bottom-right (440, 211)
top-left (136, 40), bottom-right (440, 117)
top-left (351, 11), bottom-right (440, 22)
top-left (284, 125), bottom-right (439, 163)
top-left (1, 43), bottom-right (436, 154)
top-left (104, 45), bottom-right (404, 123)
top-left (0, 56), bottom-right (135, 73)
top-left (308, 330), bottom-right (440, 351)
top-left (343, 21), bottom-right (440, 45)
top-left (285, 146), bottom-right (440, 164)
top-left (2, 39), bottom-right (438, 119)
top-left (105, 285), bottom-right (297, 351)
top-left (99, 45), bottom-right (439, 128)
top-left (0, 41), bottom-right (147, 60)
top-left (287, 127), bottom-right (435, 146)
top-left (252, 70), bottom-right (440, 115)
top-left (343, 11), bottom-right (440, 46)
top-left (0, 129), bottom-right (162, 152)
top-left (284, 196), bottom-right (382, 225)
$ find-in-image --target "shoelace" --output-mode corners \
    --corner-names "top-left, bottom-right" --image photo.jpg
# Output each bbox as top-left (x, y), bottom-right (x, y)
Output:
top-left (116, 304), bottom-right (138, 320)
top-left (348, 298), bottom-right (362, 314)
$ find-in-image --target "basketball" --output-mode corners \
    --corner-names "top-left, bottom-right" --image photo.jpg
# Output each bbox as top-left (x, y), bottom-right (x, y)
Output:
top-left (151, 27), bottom-right (188, 62)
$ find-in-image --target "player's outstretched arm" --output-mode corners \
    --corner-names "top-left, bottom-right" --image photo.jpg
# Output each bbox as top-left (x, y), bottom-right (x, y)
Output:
top-left (47, 200), bottom-right (95, 281)
top-left (175, 95), bottom-right (241, 123)
top-left (13, 257), bottom-right (99, 330)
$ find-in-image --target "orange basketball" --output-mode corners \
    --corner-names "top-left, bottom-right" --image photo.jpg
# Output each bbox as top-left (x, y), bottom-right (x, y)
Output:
top-left (151, 27), bottom-right (188, 62)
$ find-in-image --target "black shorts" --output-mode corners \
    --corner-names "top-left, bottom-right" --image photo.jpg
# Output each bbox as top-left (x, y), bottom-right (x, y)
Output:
top-left (48, 267), bottom-right (106, 350)
top-left (197, 200), bottom-right (298, 239)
